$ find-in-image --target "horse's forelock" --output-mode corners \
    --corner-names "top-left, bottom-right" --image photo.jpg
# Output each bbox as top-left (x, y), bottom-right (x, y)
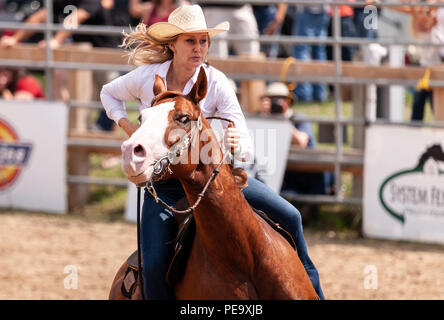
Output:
top-left (151, 91), bottom-right (183, 107)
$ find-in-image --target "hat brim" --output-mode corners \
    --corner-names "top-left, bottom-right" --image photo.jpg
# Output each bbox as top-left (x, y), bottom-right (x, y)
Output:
top-left (146, 21), bottom-right (229, 40)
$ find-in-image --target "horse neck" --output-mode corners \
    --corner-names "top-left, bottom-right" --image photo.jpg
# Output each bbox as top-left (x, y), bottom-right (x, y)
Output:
top-left (178, 135), bottom-right (258, 268)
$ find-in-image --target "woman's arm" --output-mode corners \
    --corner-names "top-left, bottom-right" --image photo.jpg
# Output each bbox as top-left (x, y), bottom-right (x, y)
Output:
top-left (118, 118), bottom-right (140, 137)
top-left (264, 4), bottom-right (288, 35)
top-left (0, 8), bottom-right (46, 47)
top-left (214, 75), bottom-right (255, 163)
top-left (100, 67), bottom-right (144, 136)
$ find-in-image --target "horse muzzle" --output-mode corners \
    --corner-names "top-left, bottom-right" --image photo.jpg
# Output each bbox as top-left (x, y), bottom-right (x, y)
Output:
top-left (121, 140), bottom-right (152, 182)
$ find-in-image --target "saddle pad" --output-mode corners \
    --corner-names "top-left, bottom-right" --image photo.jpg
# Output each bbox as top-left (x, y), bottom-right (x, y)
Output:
top-left (165, 207), bottom-right (296, 287)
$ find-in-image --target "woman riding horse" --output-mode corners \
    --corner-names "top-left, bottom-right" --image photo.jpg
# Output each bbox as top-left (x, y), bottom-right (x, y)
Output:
top-left (100, 4), bottom-right (324, 300)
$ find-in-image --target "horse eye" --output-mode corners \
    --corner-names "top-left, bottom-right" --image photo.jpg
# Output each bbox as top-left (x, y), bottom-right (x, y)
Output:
top-left (177, 115), bottom-right (190, 124)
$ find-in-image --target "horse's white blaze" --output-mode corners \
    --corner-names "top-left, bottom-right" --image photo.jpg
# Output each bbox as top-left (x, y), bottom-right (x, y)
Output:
top-left (121, 101), bottom-right (175, 184)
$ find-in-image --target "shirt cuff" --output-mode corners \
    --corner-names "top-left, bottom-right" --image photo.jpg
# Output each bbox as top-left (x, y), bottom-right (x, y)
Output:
top-left (110, 109), bottom-right (128, 125)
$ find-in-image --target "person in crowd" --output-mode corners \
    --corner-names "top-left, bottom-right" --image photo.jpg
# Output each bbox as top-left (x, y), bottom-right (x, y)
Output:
top-left (200, 2), bottom-right (260, 58)
top-left (260, 82), bottom-right (334, 196)
top-left (0, 67), bottom-right (44, 100)
top-left (0, 0), bottom-right (121, 129)
top-left (252, 3), bottom-right (288, 58)
top-left (389, 1), bottom-right (444, 122)
top-left (327, 2), bottom-right (357, 62)
top-left (100, 4), bottom-right (324, 300)
top-left (292, 4), bottom-right (330, 103)
top-left (129, 0), bottom-right (182, 26)
top-left (0, 0), bottom-right (120, 50)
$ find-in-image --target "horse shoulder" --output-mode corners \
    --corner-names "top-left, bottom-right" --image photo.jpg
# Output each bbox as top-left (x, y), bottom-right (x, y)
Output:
top-left (250, 215), bottom-right (318, 299)
top-left (174, 237), bottom-right (259, 299)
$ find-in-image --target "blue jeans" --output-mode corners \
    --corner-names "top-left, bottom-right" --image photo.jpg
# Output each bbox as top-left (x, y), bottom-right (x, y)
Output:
top-left (353, 7), bottom-right (377, 39)
top-left (140, 177), bottom-right (325, 300)
top-left (292, 9), bottom-right (330, 102)
top-left (252, 5), bottom-right (280, 57)
top-left (411, 89), bottom-right (433, 121)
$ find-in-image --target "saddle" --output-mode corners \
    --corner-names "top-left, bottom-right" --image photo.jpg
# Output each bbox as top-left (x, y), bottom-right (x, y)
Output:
top-left (121, 197), bottom-right (297, 297)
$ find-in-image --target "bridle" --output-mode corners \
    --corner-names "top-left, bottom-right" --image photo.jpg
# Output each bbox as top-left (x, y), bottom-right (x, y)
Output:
top-left (142, 114), bottom-right (234, 215)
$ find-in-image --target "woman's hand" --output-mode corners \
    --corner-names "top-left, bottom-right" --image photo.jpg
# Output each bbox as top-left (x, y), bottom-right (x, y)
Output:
top-left (224, 122), bottom-right (241, 155)
top-left (118, 118), bottom-right (140, 137)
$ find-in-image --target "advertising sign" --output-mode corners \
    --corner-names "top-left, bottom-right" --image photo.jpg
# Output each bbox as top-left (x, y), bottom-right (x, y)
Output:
top-left (0, 101), bottom-right (68, 213)
top-left (363, 125), bottom-right (444, 244)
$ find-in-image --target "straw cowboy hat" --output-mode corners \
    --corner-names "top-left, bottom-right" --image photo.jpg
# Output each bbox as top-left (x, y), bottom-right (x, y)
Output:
top-left (264, 82), bottom-right (296, 101)
top-left (146, 4), bottom-right (230, 40)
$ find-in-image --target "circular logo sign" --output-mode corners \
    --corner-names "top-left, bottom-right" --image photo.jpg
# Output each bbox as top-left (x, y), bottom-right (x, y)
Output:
top-left (0, 118), bottom-right (32, 191)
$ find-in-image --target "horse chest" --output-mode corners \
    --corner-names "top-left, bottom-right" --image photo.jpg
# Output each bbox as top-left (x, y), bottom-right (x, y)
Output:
top-left (174, 240), bottom-right (258, 299)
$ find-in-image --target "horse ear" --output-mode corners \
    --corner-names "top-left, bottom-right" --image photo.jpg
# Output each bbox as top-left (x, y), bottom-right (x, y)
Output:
top-left (187, 67), bottom-right (207, 105)
top-left (153, 74), bottom-right (167, 96)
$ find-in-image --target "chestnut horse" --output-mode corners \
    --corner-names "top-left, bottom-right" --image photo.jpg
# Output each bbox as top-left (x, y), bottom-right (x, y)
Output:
top-left (109, 67), bottom-right (318, 300)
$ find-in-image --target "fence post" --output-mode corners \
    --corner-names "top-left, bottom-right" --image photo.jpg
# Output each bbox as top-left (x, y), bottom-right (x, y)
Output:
top-left (433, 87), bottom-right (444, 121)
top-left (67, 43), bottom-right (93, 210)
top-left (432, 66), bottom-right (444, 121)
top-left (352, 85), bottom-right (365, 198)
top-left (239, 53), bottom-right (266, 113)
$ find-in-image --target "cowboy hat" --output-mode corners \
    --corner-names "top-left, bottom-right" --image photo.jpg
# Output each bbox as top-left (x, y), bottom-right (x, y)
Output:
top-left (146, 4), bottom-right (230, 40)
top-left (264, 82), bottom-right (296, 101)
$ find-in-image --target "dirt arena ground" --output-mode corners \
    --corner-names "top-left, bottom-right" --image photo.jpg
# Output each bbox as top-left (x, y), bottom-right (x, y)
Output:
top-left (1, 211), bottom-right (443, 300)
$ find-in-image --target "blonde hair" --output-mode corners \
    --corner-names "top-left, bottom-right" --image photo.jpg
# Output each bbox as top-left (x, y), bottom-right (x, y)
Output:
top-left (121, 23), bottom-right (211, 66)
top-left (121, 23), bottom-right (177, 66)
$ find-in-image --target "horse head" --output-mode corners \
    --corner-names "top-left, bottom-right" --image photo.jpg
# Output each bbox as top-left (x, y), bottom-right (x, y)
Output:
top-left (121, 66), bottom-right (247, 188)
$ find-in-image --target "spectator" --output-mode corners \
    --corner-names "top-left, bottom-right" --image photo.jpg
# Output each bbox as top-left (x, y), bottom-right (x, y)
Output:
top-left (253, 4), bottom-right (288, 57)
top-left (292, 4), bottom-right (330, 103)
top-left (129, 0), bottom-right (181, 26)
top-left (0, 0), bottom-right (44, 44)
top-left (390, 2), bottom-right (444, 122)
top-left (260, 82), bottom-right (334, 196)
top-left (0, 0), bottom-right (120, 50)
top-left (327, 2), bottom-right (357, 62)
top-left (1, 0), bottom-right (121, 130)
top-left (201, 3), bottom-right (260, 58)
top-left (0, 67), bottom-right (44, 100)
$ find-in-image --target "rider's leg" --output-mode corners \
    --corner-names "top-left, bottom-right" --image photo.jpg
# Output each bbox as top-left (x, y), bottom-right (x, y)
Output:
top-left (140, 179), bottom-right (185, 300)
top-left (242, 176), bottom-right (325, 300)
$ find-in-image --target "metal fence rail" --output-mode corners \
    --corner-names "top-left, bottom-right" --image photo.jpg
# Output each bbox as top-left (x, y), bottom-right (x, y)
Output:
top-left (1, 0), bottom-right (443, 206)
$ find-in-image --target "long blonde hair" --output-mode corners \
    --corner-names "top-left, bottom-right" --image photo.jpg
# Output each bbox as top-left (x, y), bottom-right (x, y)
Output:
top-left (120, 23), bottom-right (177, 66)
top-left (121, 23), bottom-right (212, 66)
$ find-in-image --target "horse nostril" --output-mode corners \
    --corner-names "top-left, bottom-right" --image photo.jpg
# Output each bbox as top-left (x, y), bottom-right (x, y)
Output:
top-left (133, 144), bottom-right (146, 158)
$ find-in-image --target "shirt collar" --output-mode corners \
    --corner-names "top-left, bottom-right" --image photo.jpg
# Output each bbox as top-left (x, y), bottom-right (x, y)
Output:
top-left (158, 60), bottom-right (204, 94)
top-left (158, 60), bottom-right (173, 79)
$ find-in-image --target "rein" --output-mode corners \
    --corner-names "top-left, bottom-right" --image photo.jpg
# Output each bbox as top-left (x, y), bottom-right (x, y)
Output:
top-left (146, 149), bottom-right (230, 215)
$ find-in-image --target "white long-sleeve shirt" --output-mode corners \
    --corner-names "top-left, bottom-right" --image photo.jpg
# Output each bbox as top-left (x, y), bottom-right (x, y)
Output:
top-left (100, 60), bottom-right (254, 161)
